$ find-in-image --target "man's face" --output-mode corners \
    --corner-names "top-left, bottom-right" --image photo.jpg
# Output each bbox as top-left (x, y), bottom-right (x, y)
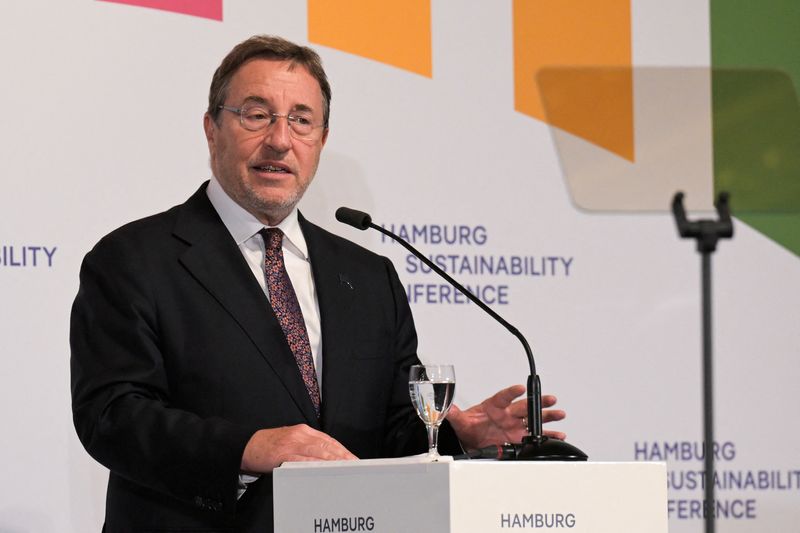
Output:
top-left (204, 58), bottom-right (328, 225)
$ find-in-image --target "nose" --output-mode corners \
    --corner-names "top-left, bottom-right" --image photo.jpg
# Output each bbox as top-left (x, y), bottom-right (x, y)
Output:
top-left (262, 115), bottom-right (292, 153)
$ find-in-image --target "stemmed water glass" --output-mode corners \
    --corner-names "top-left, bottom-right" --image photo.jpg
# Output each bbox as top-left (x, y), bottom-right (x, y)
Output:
top-left (408, 364), bottom-right (456, 459)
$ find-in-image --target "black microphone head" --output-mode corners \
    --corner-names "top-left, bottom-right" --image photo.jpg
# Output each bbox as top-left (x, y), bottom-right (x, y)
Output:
top-left (335, 207), bottom-right (372, 230)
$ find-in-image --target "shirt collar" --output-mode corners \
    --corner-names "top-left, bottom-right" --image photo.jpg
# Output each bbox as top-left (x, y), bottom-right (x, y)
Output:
top-left (206, 176), bottom-right (309, 261)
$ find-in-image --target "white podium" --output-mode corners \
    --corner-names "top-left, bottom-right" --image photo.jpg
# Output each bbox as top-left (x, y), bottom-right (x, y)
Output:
top-left (274, 457), bottom-right (667, 532)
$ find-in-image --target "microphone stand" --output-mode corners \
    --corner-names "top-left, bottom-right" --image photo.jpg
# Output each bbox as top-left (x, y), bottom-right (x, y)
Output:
top-left (671, 192), bottom-right (734, 533)
top-left (336, 207), bottom-right (587, 461)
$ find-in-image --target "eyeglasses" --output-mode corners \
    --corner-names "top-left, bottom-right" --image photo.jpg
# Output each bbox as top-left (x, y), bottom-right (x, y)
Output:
top-left (218, 104), bottom-right (326, 141)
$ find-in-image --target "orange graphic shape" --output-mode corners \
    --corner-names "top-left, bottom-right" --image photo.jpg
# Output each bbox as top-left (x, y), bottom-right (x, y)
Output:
top-left (513, 0), bottom-right (634, 161)
top-left (308, 0), bottom-right (432, 77)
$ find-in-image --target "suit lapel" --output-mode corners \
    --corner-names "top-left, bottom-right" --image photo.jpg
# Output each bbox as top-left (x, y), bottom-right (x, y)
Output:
top-left (300, 214), bottom-right (358, 429)
top-left (173, 185), bottom-right (320, 426)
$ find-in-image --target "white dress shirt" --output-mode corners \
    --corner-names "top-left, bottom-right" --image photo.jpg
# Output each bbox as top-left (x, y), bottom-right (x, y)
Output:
top-left (206, 176), bottom-right (323, 389)
top-left (206, 177), bottom-right (325, 496)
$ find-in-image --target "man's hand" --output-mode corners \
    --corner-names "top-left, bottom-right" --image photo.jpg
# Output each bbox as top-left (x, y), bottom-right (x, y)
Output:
top-left (241, 424), bottom-right (357, 473)
top-left (445, 385), bottom-right (567, 451)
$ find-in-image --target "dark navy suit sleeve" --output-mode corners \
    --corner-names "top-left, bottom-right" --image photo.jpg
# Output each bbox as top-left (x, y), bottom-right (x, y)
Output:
top-left (379, 257), bottom-right (461, 457)
top-left (70, 225), bottom-right (257, 517)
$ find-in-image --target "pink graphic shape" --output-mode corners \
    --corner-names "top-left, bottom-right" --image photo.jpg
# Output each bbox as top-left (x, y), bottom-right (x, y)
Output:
top-left (98, 0), bottom-right (222, 21)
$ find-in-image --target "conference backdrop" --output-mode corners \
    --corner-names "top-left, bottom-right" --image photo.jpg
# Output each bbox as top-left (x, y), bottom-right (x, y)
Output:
top-left (1, 1), bottom-right (798, 531)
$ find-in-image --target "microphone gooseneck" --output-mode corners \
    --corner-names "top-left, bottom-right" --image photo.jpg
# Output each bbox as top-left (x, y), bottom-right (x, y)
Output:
top-left (335, 206), bottom-right (587, 461)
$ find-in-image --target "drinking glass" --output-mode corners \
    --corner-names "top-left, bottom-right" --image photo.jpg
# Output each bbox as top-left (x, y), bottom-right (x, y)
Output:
top-left (408, 364), bottom-right (456, 459)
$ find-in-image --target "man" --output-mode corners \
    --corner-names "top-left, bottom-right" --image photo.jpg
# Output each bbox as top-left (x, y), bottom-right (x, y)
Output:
top-left (71, 35), bottom-right (565, 532)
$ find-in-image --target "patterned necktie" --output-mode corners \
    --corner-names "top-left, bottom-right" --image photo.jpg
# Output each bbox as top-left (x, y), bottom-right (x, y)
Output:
top-left (260, 228), bottom-right (321, 417)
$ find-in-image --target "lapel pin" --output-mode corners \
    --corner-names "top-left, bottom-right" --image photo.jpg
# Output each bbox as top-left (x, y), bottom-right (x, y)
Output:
top-left (338, 273), bottom-right (354, 290)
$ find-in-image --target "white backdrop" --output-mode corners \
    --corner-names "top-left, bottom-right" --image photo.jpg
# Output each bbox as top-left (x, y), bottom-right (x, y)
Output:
top-left (1, 1), bottom-right (798, 531)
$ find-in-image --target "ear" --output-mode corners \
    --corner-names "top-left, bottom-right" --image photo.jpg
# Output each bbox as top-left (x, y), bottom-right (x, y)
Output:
top-left (203, 112), bottom-right (216, 149)
top-left (320, 127), bottom-right (329, 148)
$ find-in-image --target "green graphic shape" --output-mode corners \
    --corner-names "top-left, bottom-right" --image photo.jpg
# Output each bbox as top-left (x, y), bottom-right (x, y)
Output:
top-left (711, 0), bottom-right (800, 256)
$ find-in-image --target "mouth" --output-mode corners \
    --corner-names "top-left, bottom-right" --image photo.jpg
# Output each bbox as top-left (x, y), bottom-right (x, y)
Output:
top-left (251, 162), bottom-right (292, 175)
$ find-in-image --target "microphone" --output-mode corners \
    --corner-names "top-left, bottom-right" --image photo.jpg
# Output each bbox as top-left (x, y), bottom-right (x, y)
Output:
top-left (335, 207), bottom-right (587, 461)
top-left (335, 207), bottom-right (372, 230)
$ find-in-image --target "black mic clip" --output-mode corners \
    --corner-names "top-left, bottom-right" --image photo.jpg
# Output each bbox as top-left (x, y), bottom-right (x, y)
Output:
top-left (672, 191), bottom-right (734, 253)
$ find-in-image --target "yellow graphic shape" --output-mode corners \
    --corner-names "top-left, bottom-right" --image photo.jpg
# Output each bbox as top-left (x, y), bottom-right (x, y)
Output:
top-left (514, 0), bottom-right (634, 161)
top-left (308, 0), bottom-right (431, 77)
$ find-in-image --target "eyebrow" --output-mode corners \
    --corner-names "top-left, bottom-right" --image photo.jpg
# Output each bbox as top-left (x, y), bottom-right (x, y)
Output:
top-left (241, 95), bottom-right (316, 115)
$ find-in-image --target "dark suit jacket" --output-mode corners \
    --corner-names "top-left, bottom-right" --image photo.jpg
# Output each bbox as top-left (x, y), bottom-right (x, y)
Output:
top-left (71, 183), bottom-right (459, 532)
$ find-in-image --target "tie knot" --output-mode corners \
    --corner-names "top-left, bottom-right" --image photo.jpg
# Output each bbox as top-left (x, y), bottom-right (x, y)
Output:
top-left (261, 227), bottom-right (284, 252)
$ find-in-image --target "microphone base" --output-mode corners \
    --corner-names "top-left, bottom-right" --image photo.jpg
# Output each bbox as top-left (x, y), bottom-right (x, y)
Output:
top-left (515, 436), bottom-right (588, 461)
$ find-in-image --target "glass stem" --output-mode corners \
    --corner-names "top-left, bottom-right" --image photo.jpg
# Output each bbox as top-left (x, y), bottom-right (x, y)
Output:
top-left (427, 424), bottom-right (440, 457)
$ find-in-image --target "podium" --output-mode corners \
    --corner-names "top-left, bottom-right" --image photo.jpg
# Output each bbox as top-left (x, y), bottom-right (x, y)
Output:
top-left (274, 457), bottom-right (667, 532)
